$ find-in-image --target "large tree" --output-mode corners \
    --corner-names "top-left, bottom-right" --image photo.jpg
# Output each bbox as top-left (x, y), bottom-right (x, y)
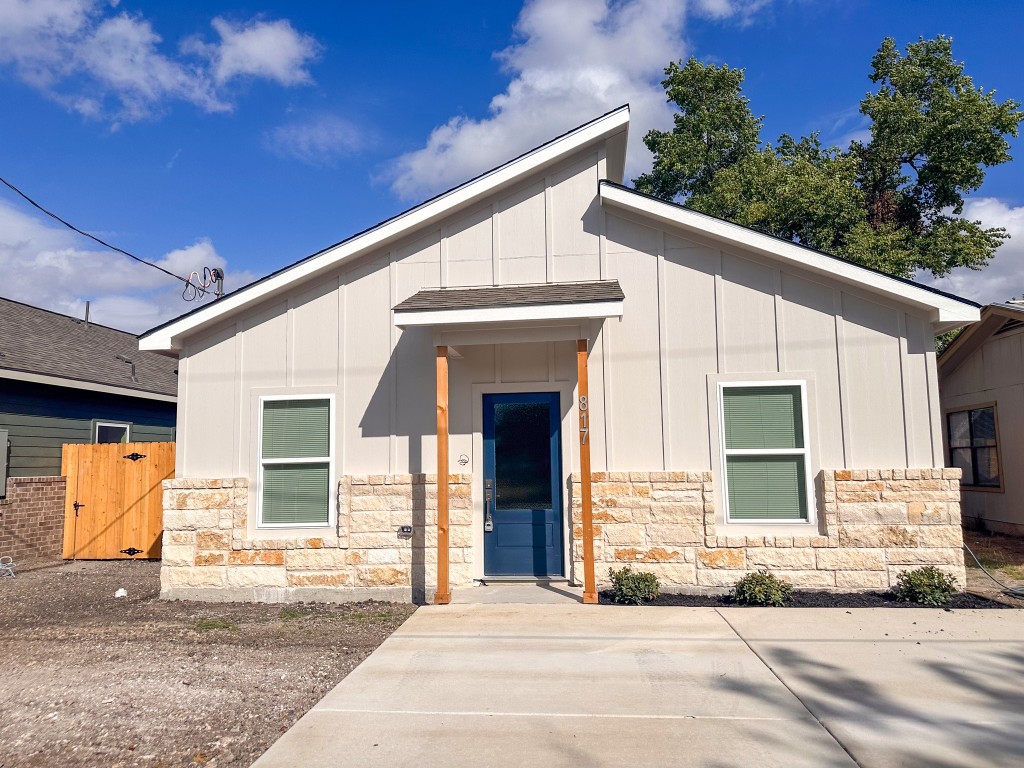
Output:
top-left (634, 37), bottom-right (1023, 279)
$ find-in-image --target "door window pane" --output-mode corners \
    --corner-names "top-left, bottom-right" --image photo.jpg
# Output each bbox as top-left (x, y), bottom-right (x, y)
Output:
top-left (494, 402), bottom-right (552, 510)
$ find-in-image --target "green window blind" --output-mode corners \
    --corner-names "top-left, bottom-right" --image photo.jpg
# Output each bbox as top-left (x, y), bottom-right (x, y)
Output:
top-left (723, 385), bottom-right (808, 522)
top-left (262, 399), bottom-right (330, 459)
top-left (726, 456), bottom-right (808, 520)
top-left (261, 398), bottom-right (331, 525)
top-left (262, 464), bottom-right (330, 525)
top-left (723, 386), bottom-right (803, 449)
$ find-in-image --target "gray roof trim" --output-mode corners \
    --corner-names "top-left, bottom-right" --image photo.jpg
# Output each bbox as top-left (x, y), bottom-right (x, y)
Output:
top-left (393, 280), bottom-right (625, 313)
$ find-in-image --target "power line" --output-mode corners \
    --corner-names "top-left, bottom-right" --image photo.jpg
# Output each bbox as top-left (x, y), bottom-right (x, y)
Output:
top-left (0, 173), bottom-right (202, 291)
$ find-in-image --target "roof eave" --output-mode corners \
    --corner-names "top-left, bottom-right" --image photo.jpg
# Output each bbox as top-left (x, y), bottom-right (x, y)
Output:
top-left (0, 367), bottom-right (177, 402)
top-left (139, 107), bottom-right (632, 353)
top-left (599, 182), bottom-right (980, 328)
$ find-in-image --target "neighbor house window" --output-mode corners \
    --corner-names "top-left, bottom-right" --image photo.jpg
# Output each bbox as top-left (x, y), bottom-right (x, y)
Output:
top-left (95, 422), bottom-right (130, 444)
top-left (947, 406), bottom-right (1000, 488)
top-left (259, 396), bottom-right (333, 527)
top-left (720, 383), bottom-right (811, 522)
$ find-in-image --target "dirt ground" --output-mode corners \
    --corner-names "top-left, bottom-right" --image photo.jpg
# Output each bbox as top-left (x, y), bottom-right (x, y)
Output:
top-left (0, 561), bottom-right (415, 768)
top-left (963, 528), bottom-right (1024, 606)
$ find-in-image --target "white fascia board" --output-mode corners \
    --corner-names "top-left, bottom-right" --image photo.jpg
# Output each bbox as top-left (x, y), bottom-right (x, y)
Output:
top-left (394, 300), bottom-right (624, 328)
top-left (139, 109), bottom-right (632, 353)
top-left (0, 367), bottom-right (176, 403)
top-left (599, 184), bottom-right (981, 326)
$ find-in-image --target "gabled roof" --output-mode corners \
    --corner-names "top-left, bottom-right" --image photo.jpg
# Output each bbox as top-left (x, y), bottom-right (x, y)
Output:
top-left (139, 106), bottom-right (632, 352)
top-left (598, 181), bottom-right (980, 330)
top-left (938, 302), bottom-right (1024, 377)
top-left (0, 296), bottom-right (177, 401)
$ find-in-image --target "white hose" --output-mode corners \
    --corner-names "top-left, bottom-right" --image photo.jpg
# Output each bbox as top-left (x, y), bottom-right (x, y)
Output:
top-left (962, 543), bottom-right (1024, 599)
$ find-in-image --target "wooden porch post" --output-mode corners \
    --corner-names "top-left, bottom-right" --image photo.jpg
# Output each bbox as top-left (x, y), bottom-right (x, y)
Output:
top-left (577, 338), bottom-right (598, 604)
top-left (434, 345), bottom-right (451, 605)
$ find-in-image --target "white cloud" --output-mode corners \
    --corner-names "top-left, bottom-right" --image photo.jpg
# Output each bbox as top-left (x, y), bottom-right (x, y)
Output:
top-left (0, 198), bottom-right (257, 333)
top-left (265, 114), bottom-right (365, 166)
top-left (387, 0), bottom-right (772, 201)
top-left (205, 17), bottom-right (319, 86)
top-left (922, 198), bottom-right (1024, 305)
top-left (0, 0), bottom-right (319, 124)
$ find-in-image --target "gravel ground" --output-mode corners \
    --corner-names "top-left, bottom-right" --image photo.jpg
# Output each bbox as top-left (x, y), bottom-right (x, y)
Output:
top-left (0, 561), bottom-right (415, 768)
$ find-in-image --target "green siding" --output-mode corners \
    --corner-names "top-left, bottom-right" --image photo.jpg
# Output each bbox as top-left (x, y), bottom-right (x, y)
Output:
top-left (1, 377), bottom-right (176, 480)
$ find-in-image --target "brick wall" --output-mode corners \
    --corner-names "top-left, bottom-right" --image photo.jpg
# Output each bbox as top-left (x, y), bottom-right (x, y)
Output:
top-left (571, 468), bottom-right (966, 591)
top-left (0, 476), bottom-right (66, 570)
top-left (160, 474), bottom-right (472, 603)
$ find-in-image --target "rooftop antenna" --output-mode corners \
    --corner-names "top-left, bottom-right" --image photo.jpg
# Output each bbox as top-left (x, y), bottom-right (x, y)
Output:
top-left (84, 301), bottom-right (90, 329)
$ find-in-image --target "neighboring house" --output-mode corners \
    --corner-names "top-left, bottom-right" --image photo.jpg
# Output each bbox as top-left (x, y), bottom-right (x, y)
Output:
top-left (0, 297), bottom-right (177, 567)
top-left (938, 302), bottom-right (1024, 536)
top-left (141, 106), bottom-right (979, 604)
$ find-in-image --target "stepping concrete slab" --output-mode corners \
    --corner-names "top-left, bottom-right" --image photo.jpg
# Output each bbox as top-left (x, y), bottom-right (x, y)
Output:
top-left (721, 608), bottom-right (1024, 768)
top-left (253, 605), bottom-right (854, 767)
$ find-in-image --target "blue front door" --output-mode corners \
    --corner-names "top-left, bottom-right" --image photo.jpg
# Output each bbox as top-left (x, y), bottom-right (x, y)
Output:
top-left (482, 392), bottom-right (564, 577)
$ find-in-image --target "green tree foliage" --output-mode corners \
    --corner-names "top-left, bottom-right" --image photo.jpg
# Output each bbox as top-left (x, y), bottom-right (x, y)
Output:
top-left (635, 38), bottom-right (1023, 279)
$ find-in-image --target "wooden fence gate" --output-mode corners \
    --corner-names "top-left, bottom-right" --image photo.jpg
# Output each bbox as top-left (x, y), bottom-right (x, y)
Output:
top-left (61, 442), bottom-right (175, 559)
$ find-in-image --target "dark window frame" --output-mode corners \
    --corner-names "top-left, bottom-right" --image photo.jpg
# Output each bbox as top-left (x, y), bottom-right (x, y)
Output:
top-left (946, 404), bottom-right (1002, 491)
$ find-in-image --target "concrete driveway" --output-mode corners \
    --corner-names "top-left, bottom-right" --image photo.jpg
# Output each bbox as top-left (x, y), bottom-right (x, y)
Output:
top-left (251, 604), bottom-right (1024, 768)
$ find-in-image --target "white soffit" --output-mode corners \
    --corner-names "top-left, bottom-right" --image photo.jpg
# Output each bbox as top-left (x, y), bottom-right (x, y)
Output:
top-left (139, 107), bottom-right (632, 352)
top-left (599, 183), bottom-right (980, 326)
top-left (395, 300), bottom-right (624, 328)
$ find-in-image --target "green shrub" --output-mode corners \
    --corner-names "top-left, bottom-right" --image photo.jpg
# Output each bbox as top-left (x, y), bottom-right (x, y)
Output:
top-left (608, 566), bottom-right (660, 605)
top-left (733, 570), bottom-right (793, 606)
top-left (892, 566), bottom-right (959, 606)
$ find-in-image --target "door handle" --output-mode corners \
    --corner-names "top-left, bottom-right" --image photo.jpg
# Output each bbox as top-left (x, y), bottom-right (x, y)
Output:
top-left (484, 480), bottom-right (494, 532)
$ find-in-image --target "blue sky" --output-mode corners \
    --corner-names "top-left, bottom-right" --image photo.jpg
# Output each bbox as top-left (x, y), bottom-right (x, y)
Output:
top-left (1, 0), bottom-right (1022, 332)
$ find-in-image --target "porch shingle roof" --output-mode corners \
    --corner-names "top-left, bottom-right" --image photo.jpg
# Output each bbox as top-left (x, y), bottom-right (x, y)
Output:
top-left (393, 280), bottom-right (624, 313)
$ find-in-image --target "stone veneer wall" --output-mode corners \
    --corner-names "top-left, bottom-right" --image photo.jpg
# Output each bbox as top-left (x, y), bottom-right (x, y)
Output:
top-left (571, 468), bottom-right (966, 590)
top-left (0, 476), bottom-right (66, 570)
top-left (160, 474), bottom-right (473, 603)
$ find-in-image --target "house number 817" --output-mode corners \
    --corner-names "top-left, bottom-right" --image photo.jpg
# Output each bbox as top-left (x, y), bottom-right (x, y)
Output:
top-left (579, 395), bottom-right (589, 445)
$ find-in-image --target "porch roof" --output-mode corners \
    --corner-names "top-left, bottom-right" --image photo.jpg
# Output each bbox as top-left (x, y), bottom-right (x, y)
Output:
top-left (393, 280), bottom-right (624, 327)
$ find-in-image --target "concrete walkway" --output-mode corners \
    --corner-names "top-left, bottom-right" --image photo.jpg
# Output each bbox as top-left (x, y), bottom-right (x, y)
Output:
top-left (252, 605), bottom-right (1024, 768)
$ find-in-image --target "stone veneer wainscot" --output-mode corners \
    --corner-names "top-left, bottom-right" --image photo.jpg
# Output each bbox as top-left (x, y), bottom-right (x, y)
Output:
top-left (162, 468), bottom-right (966, 602)
top-left (571, 468), bottom-right (966, 591)
top-left (160, 474), bottom-right (472, 603)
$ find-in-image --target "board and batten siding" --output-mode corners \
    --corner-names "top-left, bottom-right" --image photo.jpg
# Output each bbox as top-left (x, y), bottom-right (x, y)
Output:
top-left (175, 143), bottom-right (942, 495)
top-left (940, 325), bottom-right (1024, 531)
top-left (1, 378), bottom-right (175, 478)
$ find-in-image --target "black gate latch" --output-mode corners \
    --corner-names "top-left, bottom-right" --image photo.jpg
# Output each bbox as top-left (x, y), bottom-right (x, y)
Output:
top-left (123, 452), bottom-right (146, 461)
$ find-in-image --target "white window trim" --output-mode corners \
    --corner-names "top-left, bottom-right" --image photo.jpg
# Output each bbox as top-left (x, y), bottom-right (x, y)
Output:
top-left (94, 421), bottom-right (131, 444)
top-left (256, 393), bottom-right (336, 530)
top-left (717, 380), bottom-right (815, 525)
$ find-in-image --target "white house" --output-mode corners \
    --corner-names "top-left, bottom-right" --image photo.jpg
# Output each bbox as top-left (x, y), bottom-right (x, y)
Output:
top-left (140, 106), bottom-right (977, 603)
top-left (938, 302), bottom-right (1024, 536)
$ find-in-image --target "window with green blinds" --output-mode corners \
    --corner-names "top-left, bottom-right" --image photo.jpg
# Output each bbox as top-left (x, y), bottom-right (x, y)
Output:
top-left (722, 384), bottom-right (809, 522)
top-left (260, 398), bottom-right (332, 526)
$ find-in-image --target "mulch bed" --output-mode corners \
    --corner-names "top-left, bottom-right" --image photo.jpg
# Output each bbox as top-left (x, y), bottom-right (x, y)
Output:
top-left (600, 590), bottom-right (1012, 608)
